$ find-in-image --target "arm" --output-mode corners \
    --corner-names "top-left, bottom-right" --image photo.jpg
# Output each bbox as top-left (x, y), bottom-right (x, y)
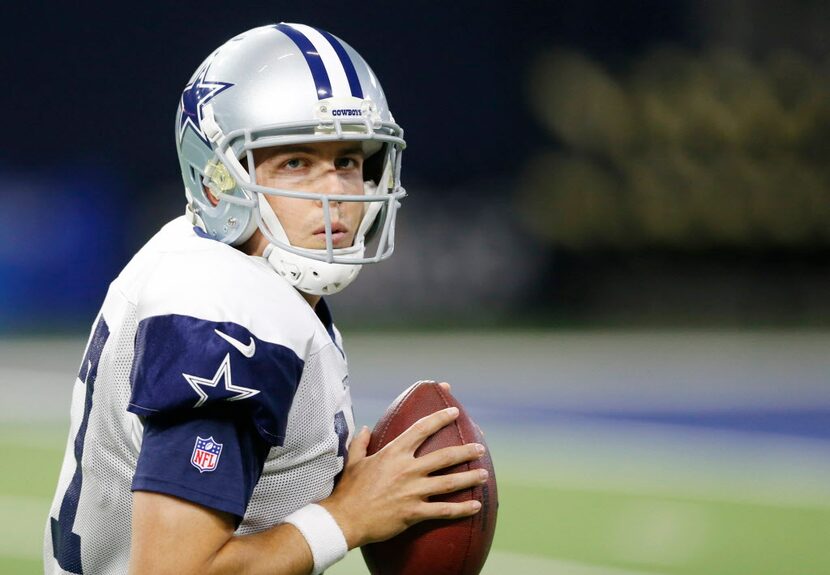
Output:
top-left (129, 407), bottom-right (484, 575)
top-left (129, 492), bottom-right (313, 575)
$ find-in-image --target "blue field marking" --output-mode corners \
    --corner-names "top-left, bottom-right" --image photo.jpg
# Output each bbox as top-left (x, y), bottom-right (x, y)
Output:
top-left (582, 408), bottom-right (830, 440)
top-left (467, 404), bottom-right (830, 441)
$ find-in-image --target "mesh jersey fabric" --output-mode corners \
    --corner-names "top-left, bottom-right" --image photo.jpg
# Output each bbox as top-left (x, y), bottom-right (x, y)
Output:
top-left (44, 216), bottom-right (355, 574)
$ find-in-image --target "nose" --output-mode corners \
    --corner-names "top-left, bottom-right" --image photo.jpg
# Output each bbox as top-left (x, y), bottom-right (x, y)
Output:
top-left (313, 168), bottom-right (348, 207)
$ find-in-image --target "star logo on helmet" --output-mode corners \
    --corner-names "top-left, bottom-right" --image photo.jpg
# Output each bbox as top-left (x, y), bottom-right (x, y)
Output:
top-left (178, 63), bottom-right (234, 147)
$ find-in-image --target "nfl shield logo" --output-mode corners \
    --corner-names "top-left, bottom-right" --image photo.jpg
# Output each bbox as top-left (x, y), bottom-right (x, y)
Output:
top-left (191, 436), bottom-right (223, 473)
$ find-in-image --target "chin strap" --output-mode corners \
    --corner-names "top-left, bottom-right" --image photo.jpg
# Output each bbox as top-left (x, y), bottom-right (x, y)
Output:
top-left (263, 244), bottom-right (362, 295)
top-left (184, 188), bottom-right (208, 231)
top-left (257, 195), bottom-right (364, 296)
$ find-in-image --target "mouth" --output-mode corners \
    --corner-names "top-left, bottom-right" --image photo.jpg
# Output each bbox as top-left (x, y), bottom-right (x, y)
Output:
top-left (313, 222), bottom-right (351, 247)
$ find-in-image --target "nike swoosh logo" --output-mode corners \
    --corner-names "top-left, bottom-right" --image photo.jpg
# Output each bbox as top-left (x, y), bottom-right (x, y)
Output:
top-left (214, 329), bottom-right (256, 358)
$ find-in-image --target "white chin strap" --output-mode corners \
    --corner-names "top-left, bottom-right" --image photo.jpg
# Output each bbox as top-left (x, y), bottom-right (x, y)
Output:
top-left (257, 195), bottom-right (364, 296)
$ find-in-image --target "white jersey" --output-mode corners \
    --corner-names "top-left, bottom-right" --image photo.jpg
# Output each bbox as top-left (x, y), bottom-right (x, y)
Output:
top-left (44, 216), bottom-right (355, 575)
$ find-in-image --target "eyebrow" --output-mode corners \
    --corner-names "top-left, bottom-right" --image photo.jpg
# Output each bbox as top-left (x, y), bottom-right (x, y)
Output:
top-left (265, 144), bottom-right (364, 156)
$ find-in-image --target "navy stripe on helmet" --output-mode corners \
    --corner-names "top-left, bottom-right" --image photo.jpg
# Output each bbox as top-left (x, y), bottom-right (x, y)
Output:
top-left (274, 23), bottom-right (332, 99)
top-left (315, 28), bottom-right (364, 99)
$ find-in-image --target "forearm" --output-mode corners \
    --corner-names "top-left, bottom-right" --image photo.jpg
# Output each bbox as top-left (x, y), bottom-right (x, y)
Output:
top-left (129, 491), bottom-right (314, 575)
top-left (130, 522), bottom-right (314, 575)
top-left (206, 523), bottom-right (314, 575)
top-left (213, 502), bottom-right (357, 575)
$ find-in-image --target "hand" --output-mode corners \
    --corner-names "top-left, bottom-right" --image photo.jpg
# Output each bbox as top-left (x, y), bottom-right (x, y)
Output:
top-left (320, 407), bottom-right (487, 549)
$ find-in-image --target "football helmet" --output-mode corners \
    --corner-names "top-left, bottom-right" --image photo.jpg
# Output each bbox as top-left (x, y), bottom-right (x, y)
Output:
top-left (175, 23), bottom-right (406, 295)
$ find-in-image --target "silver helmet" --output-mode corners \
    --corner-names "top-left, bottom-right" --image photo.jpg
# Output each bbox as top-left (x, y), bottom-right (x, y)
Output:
top-left (175, 23), bottom-right (406, 295)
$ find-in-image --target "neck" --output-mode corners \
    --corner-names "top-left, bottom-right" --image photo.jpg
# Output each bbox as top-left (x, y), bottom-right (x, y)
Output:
top-left (300, 291), bottom-right (321, 308)
top-left (237, 231), bottom-right (320, 309)
top-left (238, 230), bottom-right (268, 257)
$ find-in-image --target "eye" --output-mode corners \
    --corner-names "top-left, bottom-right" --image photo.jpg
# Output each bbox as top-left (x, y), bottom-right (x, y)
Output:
top-left (283, 158), bottom-right (305, 170)
top-left (335, 156), bottom-right (361, 170)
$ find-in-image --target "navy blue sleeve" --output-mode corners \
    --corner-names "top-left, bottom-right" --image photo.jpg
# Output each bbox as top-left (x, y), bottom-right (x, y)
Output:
top-left (127, 314), bottom-right (305, 446)
top-left (132, 411), bottom-right (270, 519)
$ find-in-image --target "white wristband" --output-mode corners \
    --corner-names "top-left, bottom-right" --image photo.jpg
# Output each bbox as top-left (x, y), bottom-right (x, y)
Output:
top-left (283, 503), bottom-right (348, 575)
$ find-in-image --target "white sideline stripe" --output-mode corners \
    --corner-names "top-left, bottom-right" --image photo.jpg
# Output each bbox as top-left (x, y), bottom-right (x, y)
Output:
top-left (0, 495), bottom-right (51, 559)
top-left (0, 366), bottom-right (67, 378)
top-left (0, 366), bottom-right (74, 422)
top-left (289, 23), bottom-right (351, 97)
top-left (483, 551), bottom-right (666, 575)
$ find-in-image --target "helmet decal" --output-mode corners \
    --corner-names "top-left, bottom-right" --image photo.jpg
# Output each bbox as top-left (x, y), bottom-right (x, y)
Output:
top-left (315, 27), bottom-right (364, 98)
top-left (274, 23), bottom-right (363, 99)
top-left (178, 64), bottom-right (234, 146)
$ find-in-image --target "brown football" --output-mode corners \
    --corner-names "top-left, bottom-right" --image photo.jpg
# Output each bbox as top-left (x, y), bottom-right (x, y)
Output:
top-left (361, 381), bottom-right (498, 575)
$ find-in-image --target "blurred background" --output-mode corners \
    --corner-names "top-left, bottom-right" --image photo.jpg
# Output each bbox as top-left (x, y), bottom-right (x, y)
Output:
top-left (1, 1), bottom-right (828, 574)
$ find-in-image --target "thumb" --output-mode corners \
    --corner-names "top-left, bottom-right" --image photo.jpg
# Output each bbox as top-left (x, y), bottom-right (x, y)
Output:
top-left (347, 426), bottom-right (371, 467)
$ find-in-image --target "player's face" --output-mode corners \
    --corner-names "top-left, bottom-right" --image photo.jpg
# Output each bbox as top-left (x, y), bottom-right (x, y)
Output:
top-left (253, 141), bottom-right (366, 250)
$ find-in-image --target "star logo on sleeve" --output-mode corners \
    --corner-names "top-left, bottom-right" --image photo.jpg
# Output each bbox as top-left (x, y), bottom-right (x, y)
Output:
top-left (178, 62), bottom-right (234, 147)
top-left (182, 353), bottom-right (260, 408)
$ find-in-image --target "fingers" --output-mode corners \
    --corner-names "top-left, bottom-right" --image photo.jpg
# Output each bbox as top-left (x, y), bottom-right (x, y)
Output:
top-left (391, 407), bottom-right (459, 453)
top-left (415, 499), bottom-right (482, 522)
top-left (438, 381), bottom-right (451, 393)
top-left (408, 466), bottom-right (486, 523)
top-left (414, 443), bottom-right (485, 474)
top-left (423, 467), bottom-right (489, 497)
top-left (347, 426), bottom-right (371, 467)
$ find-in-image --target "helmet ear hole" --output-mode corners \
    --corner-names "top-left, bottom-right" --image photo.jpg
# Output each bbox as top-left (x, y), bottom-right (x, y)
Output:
top-left (203, 185), bottom-right (220, 207)
top-left (189, 166), bottom-right (200, 186)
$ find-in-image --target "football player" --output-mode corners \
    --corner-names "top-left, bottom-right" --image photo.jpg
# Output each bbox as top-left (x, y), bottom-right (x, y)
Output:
top-left (44, 23), bottom-right (486, 575)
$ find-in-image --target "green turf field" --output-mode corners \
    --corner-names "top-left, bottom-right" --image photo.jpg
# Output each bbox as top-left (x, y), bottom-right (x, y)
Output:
top-left (4, 423), bottom-right (829, 575)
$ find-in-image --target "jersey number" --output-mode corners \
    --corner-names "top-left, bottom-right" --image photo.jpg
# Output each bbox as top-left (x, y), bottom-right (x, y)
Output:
top-left (50, 316), bottom-right (110, 574)
top-left (333, 410), bottom-right (350, 485)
